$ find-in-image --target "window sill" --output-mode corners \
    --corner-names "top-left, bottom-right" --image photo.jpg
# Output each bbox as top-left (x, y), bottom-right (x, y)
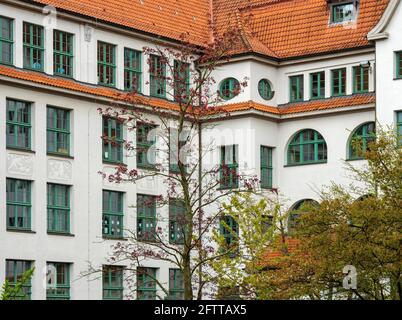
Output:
top-left (102, 236), bottom-right (128, 241)
top-left (7, 228), bottom-right (35, 234)
top-left (284, 161), bottom-right (327, 167)
top-left (394, 77), bottom-right (402, 81)
top-left (47, 231), bottom-right (75, 237)
top-left (137, 165), bottom-right (158, 172)
top-left (217, 186), bottom-right (239, 191)
top-left (6, 146), bottom-right (35, 154)
top-left (103, 160), bottom-right (127, 166)
top-left (47, 152), bottom-right (74, 159)
top-left (261, 185), bottom-right (274, 190)
top-left (345, 157), bottom-right (366, 162)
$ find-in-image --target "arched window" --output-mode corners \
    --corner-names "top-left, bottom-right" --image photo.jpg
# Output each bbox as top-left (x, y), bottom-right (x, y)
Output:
top-left (258, 79), bottom-right (274, 100)
top-left (287, 129), bottom-right (327, 165)
top-left (219, 78), bottom-right (240, 100)
top-left (288, 199), bottom-right (319, 234)
top-left (348, 122), bottom-right (375, 160)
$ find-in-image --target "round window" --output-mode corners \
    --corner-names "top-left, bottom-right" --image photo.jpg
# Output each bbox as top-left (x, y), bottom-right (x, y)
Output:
top-left (219, 78), bottom-right (240, 100)
top-left (258, 79), bottom-right (274, 100)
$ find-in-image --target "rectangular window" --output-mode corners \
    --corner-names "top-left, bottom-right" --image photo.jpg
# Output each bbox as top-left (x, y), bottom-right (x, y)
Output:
top-left (310, 71), bottom-right (325, 99)
top-left (169, 198), bottom-right (186, 244)
top-left (168, 269), bottom-right (184, 300)
top-left (260, 146), bottom-right (273, 189)
top-left (103, 117), bottom-right (123, 163)
top-left (137, 267), bottom-right (157, 300)
top-left (332, 2), bottom-right (355, 23)
top-left (46, 262), bottom-right (70, 300)
top-left (103, 265), bottom-right (123, 300)
top-left (5, 260), bottom-right (32, 300)
top-left (220, 216), bottom-right (239, 255)
top-left (137, 122), bottom-right (156, 169)
top-left (47, 184), bottom-right (70, 234)
top-left (53, 30), bottom-right (73, 77)
top-left (353, 66), bottom-right (369, 93)
top-left (220, 145), bottom-right (239, 189)
top-left (150, 55), bottom-right (166, 98)
top-left (331, 68), bottom-right (346, 96)
top-left (289, 75), bottom-right (304, 102)
top-left (137, 194), bottom-right (156, 242)
top-left (124, 48), bottom-right (142, 92)
top-left (23, 22), bottom-right (44, 71)
top-left (47, 106), bottom-right (70, 155)
top-left (397, 111), bottom-right (402, 145)
top-left (396, 51), bottom-right (402, 79)
top-left (102, 190), bottom-right (124, 238)
top-left (0, 16), bottom-right (13, 65)
top-left (6, 99), bottom-right (31, 150)
top-left (174, 60), bottom-right (190, 102)
top-left (97, 41), bottom-right (116, 86)
top-left (6, 178), bottom-right (31, 231)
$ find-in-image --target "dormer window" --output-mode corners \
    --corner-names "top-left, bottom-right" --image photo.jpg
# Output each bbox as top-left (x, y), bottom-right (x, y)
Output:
top-left (330, 1), bottom-right (357, 24)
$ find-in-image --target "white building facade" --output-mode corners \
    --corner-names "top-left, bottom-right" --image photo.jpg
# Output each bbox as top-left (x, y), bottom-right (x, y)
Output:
top-left (0, 0), bottom-right (401, 300)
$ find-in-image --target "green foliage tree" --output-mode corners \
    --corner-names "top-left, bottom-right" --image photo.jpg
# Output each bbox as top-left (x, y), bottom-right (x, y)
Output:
top-left (1, 267), bottom-right (35, 300)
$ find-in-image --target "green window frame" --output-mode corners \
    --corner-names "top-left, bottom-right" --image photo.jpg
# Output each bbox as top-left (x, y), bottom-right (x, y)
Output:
top-left (258, 79), bottom-right (274, 100)
top-left (0, 16), bottom-right (13, 65)
top-left (103, 265), bottom-right (124, 300)
top-left (137, 194), bottom-right (157, 242)
top-left (219, 77), bottom-right (240, 100)
top-left (310, 71), bottom-right (325, 99)
top-left (150, 54), bottom-right (166, 98)
top-left (23, 22), bottom-right (44, 71)
top-left (103, 117), bottom-right (123, 163)
top-left (5, 260), bottom-right (32, 300)
top-left (46, 262), bottom-right (70, 300)
top-left (47, 106), bottom-right (70, 155)
top-left (287, 129), bottom-right (327, 165)
top-left (220, 145), bottom-right (239, 189)
top-left (6, 178), bottom-right (31, 231)
top-left (289, 75), bottom-right (304, 102)
top-left (220, 216), bottom-right (239, 254)
top-left (47, 183), bottom-right (70, 234)
top-left (137, 122), bottom-right (156, 169)
top-left (124, 48), bottom-right (142, 92)
top-left (53, 30), bottom-right (73, 77)
top-left (174, 60), bottom-right (190, 102)
top-left (397, 111), bottom-right (402, 145)
top-left (97, 41), bottom-right (116, 86)
top-left (396, 51), bottom-right (402, 79)
top-left (260, 146), bottom-right (273, 189)
top-left (331, 68), bottom-right (346, 97)
top-left (168, 269), bottom-right (184, 300)
top-left (137, 267), bottom-right (157, 300)
top-left (331, 2), bottom-right (355, 23)
top-left (102, 190), bottom-right (124, 238)
top-left (169, 198), bottom-right (186, 244)
top-left (6, 99), bottom-right (31, 150)
top-left (353, 66), bottom-right (369, 93)
top-left (348, 122), bottom-right (376, 160)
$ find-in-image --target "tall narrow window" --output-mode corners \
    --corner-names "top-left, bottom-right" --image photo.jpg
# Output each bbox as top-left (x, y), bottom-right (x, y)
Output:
top-left (5, 260), bottom-right (32, 300)
top-left (310, 72), bottom-right (325, 99)
top-left (220, 145), bottom-right (238, 189)
top-left (97, 41), bottom-right (116, 86)
top-left (331, 2), bottom-right (355, 23)
top-left (47, 106), bottom-right (70, 155)
top-left (137, 123), bottom-right (156, 169)
top-left (53, 30), bottom-right (73, 77)
top-left (174, 60), bottom-right (190, 102)
top-left (260, 146), bottom-right (273, 189)
top-left (331, 68), bottom-right (346, 96)
top-left (149, 55), bottom-right (166, 98)
top-left (103, 117), bottom-right (123, 163)
top-left (219, 77), bottom-right (240, 100)
top-left (289, 75), bottom-right (304, 102)
top-left (137, 267), bottom-right (157, 300)
top-left (220, 216), bottom-right (239, 255)
top-left (46, 262), bottom-right (70, 300)
top-left (169, 198), bottom-right (186, 244)
top-left (348, 122), bottom-right (375, 160)
top-left (102, 190), bottom-right (124, 238)
top-left (124, 48), bottom-right (142, 92)
top-left (396, 51), bottom-right (402, 79)
top-left (103, 265), bottom-right (123, 300)
top-left (6, 178), bottom-right (31, 231)
top-left (168, 269), bottom-right (184, 300)
top-left (23, 22), bottom-right (44, 71)
top-left (0, 16), bottom-right (13, 65)
top-left (397, 111), bottom-right (402, 145)
top-left (6, 99), bottom-right (31, 150)
top-left (169, 129), bottom-right (187, 174)
top-left (137, 194), bottom-right (156, 241)
top-left (47, 184), bottom-right (70, 234)
top-left (287, 129), bottom-right (327, 165)
top-left (353, 66), bottom-right (369, 93)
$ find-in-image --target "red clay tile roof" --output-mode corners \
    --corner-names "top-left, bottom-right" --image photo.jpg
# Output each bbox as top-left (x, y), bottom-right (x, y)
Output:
top-left (0, 65), bottom-right (375, 116)
top-left (263, 237), bottom-right (300, 264)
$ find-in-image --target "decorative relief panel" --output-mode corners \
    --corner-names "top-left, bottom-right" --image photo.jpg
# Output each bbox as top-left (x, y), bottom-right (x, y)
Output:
top-left (47, 159), bottom-right (72, 181)
top-left (7, 153), bottom-right (34, 176)
top-left (137, 175), bottom-right (156, 192)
